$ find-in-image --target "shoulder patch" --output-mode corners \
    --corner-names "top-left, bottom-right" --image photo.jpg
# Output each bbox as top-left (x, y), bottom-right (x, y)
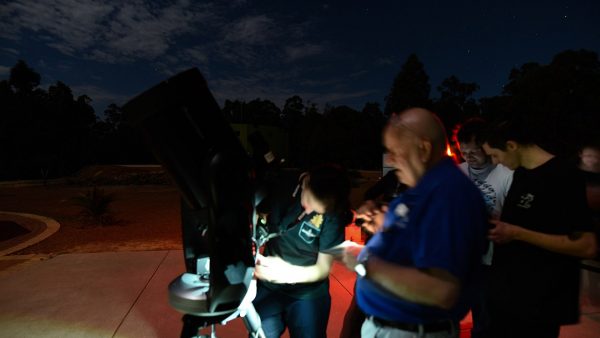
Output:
top-left (310, 214), bottom-right (324, 228)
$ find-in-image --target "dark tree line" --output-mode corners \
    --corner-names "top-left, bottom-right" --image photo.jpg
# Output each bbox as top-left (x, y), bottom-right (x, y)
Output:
top-left (481, 49), bottom-right (600, 156)
top-left (384, 50), bottom-right (600, 157)
top-left (0, 60), bottom-right (152, 180)
top-left (1, 49), bottom-right (599, 180)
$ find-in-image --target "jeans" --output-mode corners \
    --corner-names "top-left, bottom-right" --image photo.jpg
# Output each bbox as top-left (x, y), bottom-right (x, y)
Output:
top-left (339, 292), bottom-right (365, 338)
top-left (360, 317), bottom-right (459, 338)
top-left (253, 285), bottom-right (331, 338)
top-left (471, 265), bottom-right (490, 338)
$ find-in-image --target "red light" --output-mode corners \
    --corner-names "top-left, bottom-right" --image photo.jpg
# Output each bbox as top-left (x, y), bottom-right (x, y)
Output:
top-left (446, 144), bottom-right (460, 163)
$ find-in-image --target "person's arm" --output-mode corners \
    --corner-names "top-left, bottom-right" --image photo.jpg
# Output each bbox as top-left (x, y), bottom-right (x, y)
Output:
top-left (254, 252), bottom-right (334, 284)
top-left (489, 219), bottom-right (597, 258)
top-left (342, 244), bottom-right (460, 310)
top-left (367, 256), bottom-right (460, 310)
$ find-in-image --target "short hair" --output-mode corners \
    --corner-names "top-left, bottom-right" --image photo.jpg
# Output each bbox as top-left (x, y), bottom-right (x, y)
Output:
top-left (484, 117), bottom-right (536, 150)
top-left (305, 163), bottom-right (351, 213)
top-left (456, 117), bottom-right (488, 145)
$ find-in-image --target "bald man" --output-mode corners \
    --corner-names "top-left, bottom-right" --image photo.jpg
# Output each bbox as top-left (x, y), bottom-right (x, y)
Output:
top-left (343, 108), bottom-right (488, 338)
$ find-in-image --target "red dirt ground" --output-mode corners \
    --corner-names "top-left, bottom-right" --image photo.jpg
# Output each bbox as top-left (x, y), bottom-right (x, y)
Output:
top-left (0, 184), bottom-right (182, 255)
top-left (0, 166), bottom-right (379, 255)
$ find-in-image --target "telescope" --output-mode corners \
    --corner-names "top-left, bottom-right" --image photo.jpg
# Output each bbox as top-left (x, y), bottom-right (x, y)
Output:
top-left (122, 68), bottom-right (266, 338)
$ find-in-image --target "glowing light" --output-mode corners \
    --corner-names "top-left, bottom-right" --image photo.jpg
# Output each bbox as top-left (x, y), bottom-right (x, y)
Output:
top-left (446, 144), bottom-right (454, 157)
top-left (446, 144), bottom-right (460, 164)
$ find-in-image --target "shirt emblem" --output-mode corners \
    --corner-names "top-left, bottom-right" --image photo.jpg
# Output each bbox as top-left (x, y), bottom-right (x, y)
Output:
top-left (298, 221), bottom-right (321, 244)
top-left (393, 203), bottom-right (410, 229)
top-left (395, 203), bottom-right (409, 218)
top-left (310, 214), bottom-right (324, 228)
top-left (517, 193), bottom-right (534, 209)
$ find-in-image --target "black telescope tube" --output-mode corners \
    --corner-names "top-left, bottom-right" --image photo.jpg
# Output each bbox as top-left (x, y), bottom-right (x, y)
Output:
top-left (122, 68), bottom-right (255, 294)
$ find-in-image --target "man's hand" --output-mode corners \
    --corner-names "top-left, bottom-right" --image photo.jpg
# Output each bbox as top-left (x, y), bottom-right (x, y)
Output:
top-left (356, 200), bottom-right (388, 234)
top-left (341, 242), bottom-right (365, 271)
top-left (488, 219), bottom-right (521, 244)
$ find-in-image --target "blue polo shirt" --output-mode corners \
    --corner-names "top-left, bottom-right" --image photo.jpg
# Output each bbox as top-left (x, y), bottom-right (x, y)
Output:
top-left (356, 158), bottom-right (487, 323)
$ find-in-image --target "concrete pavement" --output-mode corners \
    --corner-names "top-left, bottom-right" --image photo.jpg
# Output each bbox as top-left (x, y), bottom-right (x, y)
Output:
top-left (0, 250), bottom-right (598, 338)
top-left (0, 250), bottom-right (354, 338)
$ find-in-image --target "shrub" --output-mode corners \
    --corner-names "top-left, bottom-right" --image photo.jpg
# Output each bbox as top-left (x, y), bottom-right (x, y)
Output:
top-left (72, 187), bottom-right (116, 225)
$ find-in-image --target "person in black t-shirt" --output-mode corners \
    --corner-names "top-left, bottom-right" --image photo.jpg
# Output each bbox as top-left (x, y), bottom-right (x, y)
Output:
top-left (253, 164), bottom-right (352, 338)
top-left (579, 144), bottom-right (600, 242)
top-left (482, 119), bottom-right (597, 338)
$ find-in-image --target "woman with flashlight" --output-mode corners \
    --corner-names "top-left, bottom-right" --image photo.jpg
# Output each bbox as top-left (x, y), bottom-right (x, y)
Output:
top-left (252, 163), bottom-right (352, 338)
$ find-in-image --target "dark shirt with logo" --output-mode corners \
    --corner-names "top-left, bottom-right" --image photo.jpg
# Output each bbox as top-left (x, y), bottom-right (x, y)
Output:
top-left (489, 157), bottom-right (593, 324)
top-left (260, 172), bottom-right (349, 299)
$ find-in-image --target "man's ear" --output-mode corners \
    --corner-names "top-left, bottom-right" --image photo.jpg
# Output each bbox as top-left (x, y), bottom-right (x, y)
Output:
top-left (420, 140), bottom-right (433, 163)
top-left (506, 140), bottom-right (518, 152)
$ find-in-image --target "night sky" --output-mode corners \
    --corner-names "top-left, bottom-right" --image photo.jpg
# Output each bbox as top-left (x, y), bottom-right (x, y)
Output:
top-left (1, 0), bottom-right (598, 115)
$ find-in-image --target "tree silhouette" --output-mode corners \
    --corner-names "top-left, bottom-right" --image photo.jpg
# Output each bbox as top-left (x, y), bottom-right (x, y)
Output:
top-left (282, 95), bottom-right (305, 123)
top-left (222, 99), bottom-right (245, 123)
top-left (245, 99), bottom-right (282, 126)
top-left (360, 102), bottom-right (386, 168)
top-left (103, 103), bottom-right (123, 131)
top-left (280, 95), bottom-right (307, 167)
top-left (9, 60), bottom-right (40, 93)
top-left (1, 50), bottom-right (599, 180)
top-left (483, 49), bottom-right (600, 156)
top-left (0, 60), bottom-right (98, 179)
top-left (93, 103), bottom-right (154, 164)
top-left (433, 75), bottom-right (480, 132)
top-left (384, 53), bottom-right (431, 115)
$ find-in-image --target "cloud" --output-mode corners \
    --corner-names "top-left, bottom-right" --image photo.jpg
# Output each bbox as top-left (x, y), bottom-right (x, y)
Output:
top-left (285, 43), bottom-right (326, 62)
top-left (0, 1), bottom-right (367, 109)
top-left (210, 75), bottom-right (288, 106)
top-left (0, 0), bottom-right (216, 62)
top-left (315, 89), bottom-right (376, 104)
top-left (349, 70), bottom-right (368, 78)
top-left (71, 84), bottom-right (126, 102)
top-left (299, 78), bottom-right (342, 87)
top-left (0, 65), bottom-right (11, 76)
top-left (1, 47), bottom-right (20, 55)
top-left (209, 72), bottom-right (375, 110)
top-left (209, 14), bottom-right (285, 68)
top-left (229, 0), bottom-right (248, 7)
top-left (0, 0), bottom-right (326, 73)
top-left (223, 15), bottom-right (276, 45)
top-left (103, 1), bottom-right (214, 60)
top-left (0, 0), bottom-right (114, 51)
top-left (183, 47), bottom-right (209, 64)
top-left (376, 57), bottom-right (396, 66)
top-left (69, 84), bottom-right (130, 113)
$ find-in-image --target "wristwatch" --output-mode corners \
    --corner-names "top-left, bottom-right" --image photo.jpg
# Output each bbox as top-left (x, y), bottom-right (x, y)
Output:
top-left (354, 249), bottom-right (370, 278)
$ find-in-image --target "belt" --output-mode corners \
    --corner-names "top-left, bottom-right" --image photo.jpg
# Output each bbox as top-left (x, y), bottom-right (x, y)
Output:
top-left (370, 316), bottom-right (454, 333)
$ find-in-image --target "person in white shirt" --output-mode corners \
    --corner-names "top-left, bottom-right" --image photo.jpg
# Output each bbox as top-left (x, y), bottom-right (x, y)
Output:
top-left (456, 118), bottom-right (513, 220)
top-left (454, 117), bottom-right (513, 338)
